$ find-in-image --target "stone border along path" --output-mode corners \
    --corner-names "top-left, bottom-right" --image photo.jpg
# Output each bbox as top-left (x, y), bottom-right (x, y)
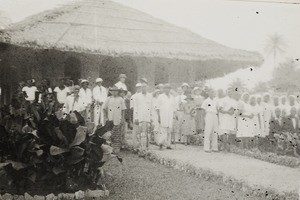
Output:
top-left (0, 189), bottom-right (109, 200)
top-left (126, 143), bottom-right (300, 200)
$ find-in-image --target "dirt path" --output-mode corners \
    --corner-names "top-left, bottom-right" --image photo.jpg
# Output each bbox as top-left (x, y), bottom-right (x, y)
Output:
top-left (102, 152), bottom-right (266, 200)
top-left (149, 144), bottom-right (300, 195)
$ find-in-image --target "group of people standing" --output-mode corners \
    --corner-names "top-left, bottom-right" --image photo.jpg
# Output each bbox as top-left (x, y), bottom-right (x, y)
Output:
top-left (19, 74), bottom-right (300, 155)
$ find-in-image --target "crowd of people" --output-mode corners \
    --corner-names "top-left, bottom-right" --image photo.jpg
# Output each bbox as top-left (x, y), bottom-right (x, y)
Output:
top-left (9, 73), bottom-right (300, 156)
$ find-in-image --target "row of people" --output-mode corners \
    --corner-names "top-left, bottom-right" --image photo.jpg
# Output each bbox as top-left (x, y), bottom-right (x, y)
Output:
top-left (19, 76), bottom-right (300, 155)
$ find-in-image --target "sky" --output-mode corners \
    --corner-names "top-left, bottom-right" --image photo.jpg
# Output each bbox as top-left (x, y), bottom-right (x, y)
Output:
top-left (112, 0), bottom-right (300, 61)
top-left (0, 0), bottom-right (299, 89)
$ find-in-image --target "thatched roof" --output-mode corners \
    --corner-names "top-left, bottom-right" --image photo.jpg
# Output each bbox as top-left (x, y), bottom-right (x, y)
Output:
top-left (1, 0), bottom-right (263, 63)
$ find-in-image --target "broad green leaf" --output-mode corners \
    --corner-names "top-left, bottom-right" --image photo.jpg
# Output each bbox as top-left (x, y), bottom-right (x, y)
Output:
top-left (101, 144), bottom-right (113, 155)
top-left (50, 146), bottom-right (68, 155)
top-left (102, 131), bottom-right (111, 140)
top-left (69, 126), bottom-right (87, 147)
top-left (52, 167), bottom-right (66, 175)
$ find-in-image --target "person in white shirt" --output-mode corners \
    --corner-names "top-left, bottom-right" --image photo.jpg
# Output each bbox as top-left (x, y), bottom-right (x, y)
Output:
top-left (218, 88), bottom-right (236, 151)
top-left (115, 74), bottom-right (128, 91)
top-left (193, 87), bottom-right (205, 134)
top-left (151, 89), bottom-right (161, 144)
top-left (201, 89), bottom-right (219, 152)
top-left (261, 93), bottom-right (273, 138)
top-left (134, 81), bottom-right (153, 151)
top-left (130, 83), bottom-right (142, 148)
top-left (174, 87), bottom-right (186, 143)
top-left (54, 79), bottom-right (70, 109)
top-left (157, 84), bottom-right (177, 150)
top-left (79, 79), bottom-right (93, 122)
top-left (181, 83), bottom-right (190, 95)
top-left (63, 85), bottom-right (85, 114)
top-left (237, 93), bottom-right (254, 149)
top-left (22, 79), bottom-right (38, 102)
top-left (92, 78), bottom-right (108, 129)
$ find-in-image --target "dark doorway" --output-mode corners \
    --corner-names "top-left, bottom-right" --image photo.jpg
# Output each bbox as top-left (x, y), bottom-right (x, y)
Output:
top-left (99, 56), bottom-right (137, 92)
top-left (64, 57), bottom-right (81, 85)
top-left (155, 65), bottom-right (168, 85)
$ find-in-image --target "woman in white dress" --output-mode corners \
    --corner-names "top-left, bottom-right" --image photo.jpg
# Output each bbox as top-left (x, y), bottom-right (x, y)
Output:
top-left (249, 96), bottom-right (261, 148)
top-left (237, 93), bottom-right (254, 149)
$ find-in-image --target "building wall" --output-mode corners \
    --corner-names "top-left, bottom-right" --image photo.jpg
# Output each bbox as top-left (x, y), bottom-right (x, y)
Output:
top-left (0, 43), bottom-right (259, 105)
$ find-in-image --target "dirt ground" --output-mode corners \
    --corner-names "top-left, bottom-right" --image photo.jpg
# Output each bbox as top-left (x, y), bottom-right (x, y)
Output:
top-left (102, 152), bottom-right (267, 200)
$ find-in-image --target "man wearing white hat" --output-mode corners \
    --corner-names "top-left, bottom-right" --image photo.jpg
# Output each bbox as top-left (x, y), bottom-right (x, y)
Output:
top-left (130, 83), bottom-right (142, 148)
top-left (79, 79), bottom-right (93, 121)
top-left (93, 78), bottom-right (108, 128)
top-left (115, 74), bottom-right (128, 91)
top-left (157, 84), bottom-right (177, 149)
top-left (134, 81), bottom-right (152, 151)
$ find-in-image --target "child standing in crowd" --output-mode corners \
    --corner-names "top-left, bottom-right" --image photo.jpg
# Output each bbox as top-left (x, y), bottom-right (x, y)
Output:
top-left (180, 95), bottom-right (196, 145)
top-left (201, 89), bottom-right (219, 152)
top-left (103, 86), bottom-right (126, 154)
top-left (193, 87), bottom-right (205, 134)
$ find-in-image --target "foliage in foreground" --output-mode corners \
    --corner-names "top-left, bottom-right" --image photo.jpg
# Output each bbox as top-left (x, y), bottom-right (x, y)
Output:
top-left (0, 101), bottom-right (120, 193)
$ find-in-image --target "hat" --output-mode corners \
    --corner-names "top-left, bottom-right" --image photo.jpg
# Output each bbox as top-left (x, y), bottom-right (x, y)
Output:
top-left (193, 87), bottom-right (201, 92)
top-left (136, 83), bottom-right (142, 87)
top-left (164, 83), bottom-right (172, 89)
top-left (80, 79), bottom-right (89, 84)
top-left (140, 77), bottom-right (148, 84)
top-left (181, 83), bottom-right (190, 88)
top-left (153, 89), bottom-right (160, 95)
top-left (95, 78), bottom-right (103, 83)
top-left (109, 86), bottom-right (120, 91)
top-left (74, 85), bottom-right (80, 90)
top-left (119, 74), bottom-right (127, 79)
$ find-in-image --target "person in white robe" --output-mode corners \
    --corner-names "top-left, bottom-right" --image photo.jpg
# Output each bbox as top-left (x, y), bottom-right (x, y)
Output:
top-left (151, 89), bottom-right (161, 144)
top-left (192, 87), bottom-right (205, 134)
top-left (92, 78), bottom-right (108, 129)
top-left (218, 88), bottom-right (236, 151)
top-left (249, 96), bottom-right (261, 148)
top-left (237, 93), bottom-right (254, 149)
top-left (130, 83), bottom-right (142, 148)
top-left (157, 84), bottom-right (177, 149)
top-left (201, 89), bottom-right (219, 152)
top-left (133, 82), bottom-right (152, 151)
top-left (261, 93), bottom-right (273, 138)
top-left (63, 85), bottom-right (85, 114)
top-left (174, 87), bottom-right (186, 143)
top-left (115, 74), bottom-right (128, 91)
top-left (258, 93), bottom-right (273, 151)
top-left (79, 79), bottom-right (93, 122)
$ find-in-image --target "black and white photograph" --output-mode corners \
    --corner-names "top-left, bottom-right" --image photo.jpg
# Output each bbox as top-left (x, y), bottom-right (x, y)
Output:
top-left (0, 0), bottom-right (299, 199)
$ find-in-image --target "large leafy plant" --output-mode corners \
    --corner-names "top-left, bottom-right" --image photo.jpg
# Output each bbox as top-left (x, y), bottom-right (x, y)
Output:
top-left (0, 97), bottom-right (119, 193)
